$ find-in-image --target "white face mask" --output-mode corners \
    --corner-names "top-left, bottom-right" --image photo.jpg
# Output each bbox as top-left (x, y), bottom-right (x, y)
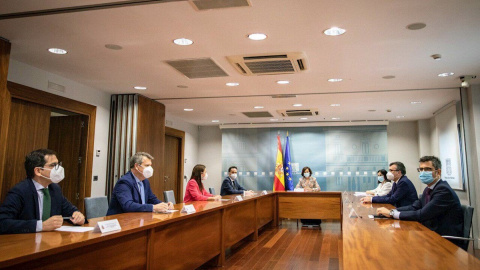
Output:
top-left (386, 172), bottom-right (395, 181)
top-left (202, 173), bottom-right (208, 181)
top-left (40, 166), bottom-right (65, 184)
top-left (304, 173), bottom-right (310, 178)
top-left (140, 166), bottom-right (154, 179)
top-left (230, 173), bottom-right (237, 180)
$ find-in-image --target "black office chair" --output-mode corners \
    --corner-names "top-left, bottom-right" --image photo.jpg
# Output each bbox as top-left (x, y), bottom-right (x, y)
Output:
top-left (442, 204), bottom-right (474, 251)
top-left (209, 187), bottom-right (215, 195)
top-left (84, 196), bottom-right (109, 220)
top-left (163, 190), bottom-right (176, 204)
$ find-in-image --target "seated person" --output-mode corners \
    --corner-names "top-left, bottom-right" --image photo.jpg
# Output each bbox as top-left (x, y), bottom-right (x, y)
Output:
top-left (220, 166), bottom-right (254, 196)
top-left (184, 164), bottom-right (221, 203)
top-left (0, 149), bottom-right (85, 234)
top-left (377, 156), bottom-right (464, 248)
top-left (361, 161), bottom-right (417, 207)
top-left (107, 152), bottom-right (173, 215)
top-left (366, 169), bottom-right (393, 196)
top-left (295, 166), bottom-right (320, 191)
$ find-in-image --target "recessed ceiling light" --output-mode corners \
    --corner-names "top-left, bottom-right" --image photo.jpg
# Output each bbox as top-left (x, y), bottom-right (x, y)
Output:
top-left (328, 78), bottom-right (343, 82)
top-left (382, 75), bottom-right (396, 79)
top-left (105, 44), bottom-right (123, 50)
top-left (177, 85), bottom-right (188, 88)
top-left (212, 120), bottom-right (219, 123)
top-left (438, 72), bottom-right (455, 77)
top-left (134, 86), bottom-right (147, 90)
top-left (48, 48), bottom-right (67, 54)
top-left (300, 117), bottom-right (308, 120)
top-left (323, 27), bottom-right (346, 36)
top-left (330, 104), bottom-right (340, 107)
top-left (248, 33), bottom-right (267, 40)
top-left (396, 115), bottom-right (405, 118)
top-left (277, 80), bottom-right (290, 84)
top-left (410, 101), bottom-right (422, 104)
top-left (332, 117), bottom-right (341, 120)
top-left (293, 104), bottom-right (302, 107)
top-left (254, 106), bottom-right (264, 109)
top-left (173, 38), bottom-right (193, 46)
top-left (226, 82), bottom-right (239, 86)
top-left (270, 119), bottom-right (278, 121)
top-left (406, 23), bottom-right (426, 30)
top-left (184, 108), bottom-right (194, 111)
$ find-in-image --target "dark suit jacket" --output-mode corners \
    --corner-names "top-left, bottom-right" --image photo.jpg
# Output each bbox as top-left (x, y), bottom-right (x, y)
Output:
top-left (0, 178), bottom-right (78, 234)
top-left (220, 177), bottom-right (246, 196)
top-left (107, 171), bottom-right (162, 215)
top-left (396, 180), bottom-right (463, 243)
top-left (372, 175), bottom-right (417, 207)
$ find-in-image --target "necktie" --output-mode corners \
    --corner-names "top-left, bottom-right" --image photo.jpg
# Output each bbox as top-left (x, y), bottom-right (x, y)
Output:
top-left (42, 188), bottom-right (51, 221)
top-left (138, 182), bottom-right (145, 204)
top-left (425, 188), bottom-right (432, 204)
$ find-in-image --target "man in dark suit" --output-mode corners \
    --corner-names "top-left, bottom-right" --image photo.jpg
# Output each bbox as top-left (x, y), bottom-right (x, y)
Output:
top-left (377, 156), bottom-right (464, 247)
top-left (220, 166), bottom-right (254, 196)
top-left (361, 161), bottom-right (417, 207)
top-left (107, 152), bottom-right (173, 215)
top-left (0, 149), bottom-right (85, 234)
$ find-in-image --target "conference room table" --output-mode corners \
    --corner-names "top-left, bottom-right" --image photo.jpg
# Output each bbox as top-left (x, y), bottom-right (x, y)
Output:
top-left (0, 191), bottom-right (479, 269)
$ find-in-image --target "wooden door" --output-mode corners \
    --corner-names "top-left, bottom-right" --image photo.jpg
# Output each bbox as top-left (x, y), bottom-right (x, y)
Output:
top-left (1, 98), bottom-right (50, 202)
top-left (48, 115), bottom-right (84, 207)
top-left (164, 135), bottom-right (180, 202)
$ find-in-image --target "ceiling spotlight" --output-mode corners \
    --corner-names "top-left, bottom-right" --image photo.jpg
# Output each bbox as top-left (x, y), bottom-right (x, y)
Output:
top-left (173, 38), bottom-right (193, 46)
top-left (382, 75), bottom-right (396, 79)
top-left (328, 78), bottom-right (343, 82)
top-left (48, 48), bottom-right (67, 54)
top-left (324, 27), bottom-right (346, 36)
top-left (410, 101), bottom-right (422, 104)
top-left (300, 118), bottom-right (308, 120)
top-left (460, 75), bottom-right (477, 88)
top-left (184, 108), bottom-right (194, 111)
top-left (396, 115), bottom-right (405, 119)
top-left (212, 120), bottom-right (219, 123)
top-left (431, 54), bottom-right (441, 60)
top-left (270, 119), bottom-right (279, 121)
top-left (226, 82), bottom-right (239, 86)
top-left (332, 117), bottom-right (340, 120)
top-left (248, 33), bottom-right (267, 40)
top-left (438, 72), bottom-right (455, 77)
top-left (293, 104), bottom-right (302, 107)
top-left (254, 106), bottom-right (264, 109)
top-left (330, 104), bottom-right (340, 107)
top-left (134, 86), bottom-right (147, 90)
top-left (277, 80), bottom-right (290, 84)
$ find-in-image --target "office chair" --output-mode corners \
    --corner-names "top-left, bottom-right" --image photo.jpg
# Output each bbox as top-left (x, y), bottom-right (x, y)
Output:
top-left (163, 190), bottom-right (176, 205)
top-left (84, 196), bottom-right (109, 220)
top-left (442, 204), bottom-right (474, 251)
top-left (209, 187), bottom-right (215, 195)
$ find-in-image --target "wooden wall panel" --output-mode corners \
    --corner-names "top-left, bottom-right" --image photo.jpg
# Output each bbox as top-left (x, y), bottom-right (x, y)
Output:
top-left (136, 95), bottom-right (165, 198)
top-left (1, 99), bottom-right (50, 202)
top-left (0, 38), bottom-right (11, 203)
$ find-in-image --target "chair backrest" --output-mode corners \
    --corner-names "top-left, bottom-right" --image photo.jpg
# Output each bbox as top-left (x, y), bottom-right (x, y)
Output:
top-left (462, 204), bottom-right (474, 239)
top-left (163, 190), bottom-right (176, 204)
top-left (209, 187), bottom-right (215, 195)
top-left (84, 196), bottom-right (109, 220)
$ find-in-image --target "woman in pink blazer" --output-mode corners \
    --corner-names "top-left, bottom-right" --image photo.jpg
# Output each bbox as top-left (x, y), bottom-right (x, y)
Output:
top-left (184, 164), bottom-right (221, 203)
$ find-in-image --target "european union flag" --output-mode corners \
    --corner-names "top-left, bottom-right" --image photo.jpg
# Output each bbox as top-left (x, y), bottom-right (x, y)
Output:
top-left (284, 133), bottom-right (294, 190)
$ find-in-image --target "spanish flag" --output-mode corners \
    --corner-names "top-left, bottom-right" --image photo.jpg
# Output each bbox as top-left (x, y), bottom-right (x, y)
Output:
top-left (273, 135), bottom-right (285, 191)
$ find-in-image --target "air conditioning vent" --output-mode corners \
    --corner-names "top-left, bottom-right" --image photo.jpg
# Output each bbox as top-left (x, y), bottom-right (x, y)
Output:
top-left (242, 111), bottom-right (273, 118)
top-left (165, 58), bottom-right (228, 79)
top-left (227, 52), bottom-right (308, 76)
top-left (277, 109), bottom-right (319, 117)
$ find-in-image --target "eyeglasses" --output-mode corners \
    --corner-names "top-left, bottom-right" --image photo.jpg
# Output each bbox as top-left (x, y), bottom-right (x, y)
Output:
top-left (45, 162), bottom-right (62, 170)
top-left (417, 167), bottom-right (435, 172)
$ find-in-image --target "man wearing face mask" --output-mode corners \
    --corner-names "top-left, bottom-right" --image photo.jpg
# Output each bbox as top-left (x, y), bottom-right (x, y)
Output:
top-left (0, 149), bottom-right (85, 234)
top-left (107, 152), bottom-right (173, 215)
top-left (220, 166), bottom-right (254, 196)
top-left (361, 161), bottom-right (417, 207)
top-left (376, 156), bottom-right (463, 247)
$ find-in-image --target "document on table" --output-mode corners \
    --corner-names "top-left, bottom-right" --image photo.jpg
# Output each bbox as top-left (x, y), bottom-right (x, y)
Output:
top-left (354, 192), bottom-right (368, 197)
top-left (158, 210), bottom-right (179, 214)
top-left (55, 226), bottom-right (95, 232)
top-left (219, 199), bottom-right (230, 201)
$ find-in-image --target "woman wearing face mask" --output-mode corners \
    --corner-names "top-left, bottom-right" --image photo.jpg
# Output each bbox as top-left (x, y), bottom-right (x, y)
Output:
top-left (295, 167), bottom-right (320, 191)
top-left (184, 164), bottom-right (222, 203)
top-left (366, 169), bottom-right (393, 196)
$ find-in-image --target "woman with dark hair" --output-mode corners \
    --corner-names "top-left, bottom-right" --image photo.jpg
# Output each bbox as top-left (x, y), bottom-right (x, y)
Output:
top-left (184, 164), bottom-right (221, 203)
top-left (295, 166), bottom-right (320, 191)
top-left (366, 169), bottom-right (393, 196)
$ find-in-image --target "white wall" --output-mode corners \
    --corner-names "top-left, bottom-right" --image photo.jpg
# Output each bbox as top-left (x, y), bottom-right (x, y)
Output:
top-left (387, 121), bottom-right (422, 193)
top-left (7, 59), bottom-right (111, 197)
top-left (165, 113), bottom-right (199, 198)
top-left (198, 126), bottom-right (223, 195)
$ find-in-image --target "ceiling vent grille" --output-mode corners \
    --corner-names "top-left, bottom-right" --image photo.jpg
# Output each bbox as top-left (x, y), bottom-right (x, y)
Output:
top-left (189, 0), bottom-right (251, 11)
top-left (277, 109), bottom-right (319, 117)
top-left (242, 111), bottom-right (274, 118)
top-left (227, 52), bottom-right (308, 76)
top-left (165, 58), bottom-right (228, 79)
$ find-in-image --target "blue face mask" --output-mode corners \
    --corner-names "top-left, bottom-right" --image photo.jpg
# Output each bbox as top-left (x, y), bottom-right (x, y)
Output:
top-left (377, 176), bottom-right (384, 182)
top-left (419, 171), bottom-right (435, 185)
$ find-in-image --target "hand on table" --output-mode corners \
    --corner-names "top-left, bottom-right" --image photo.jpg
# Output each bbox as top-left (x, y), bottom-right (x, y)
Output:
top-left (42, 215), bottom-right (63, 231)
top-left (153, 202), bottom-right (169, 212)
top-left (70, 211), bottom-right (85, 225)
top-left (377, 207), bottom-right (392, 218)
top-left (360, 196), bottom-right (372, 203)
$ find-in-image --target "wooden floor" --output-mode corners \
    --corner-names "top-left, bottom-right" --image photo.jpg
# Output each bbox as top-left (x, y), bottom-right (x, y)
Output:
top-left (200, 220), bottom-right (342, 270)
